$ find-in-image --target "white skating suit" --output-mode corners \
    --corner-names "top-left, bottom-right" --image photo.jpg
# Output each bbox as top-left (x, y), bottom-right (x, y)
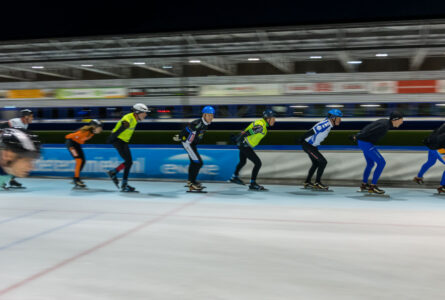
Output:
top-left (304, 119), bottom-right (333, 147)
top-left (8, 118), bottom-right (28, 130)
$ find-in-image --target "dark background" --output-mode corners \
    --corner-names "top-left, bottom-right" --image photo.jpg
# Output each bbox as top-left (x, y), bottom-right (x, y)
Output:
top-left (1, 0), bottom-right (444, 40)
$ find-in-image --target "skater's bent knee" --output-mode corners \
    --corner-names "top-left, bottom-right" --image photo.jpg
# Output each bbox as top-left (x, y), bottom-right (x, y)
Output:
top-left (377, 159), bottom-right (386, 167)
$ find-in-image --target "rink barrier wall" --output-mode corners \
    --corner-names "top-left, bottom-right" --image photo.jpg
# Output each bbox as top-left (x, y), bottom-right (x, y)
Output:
top-left (34, 130), bottom-right (434, 146)
top-left (31, 145), bottom-right (442, 183)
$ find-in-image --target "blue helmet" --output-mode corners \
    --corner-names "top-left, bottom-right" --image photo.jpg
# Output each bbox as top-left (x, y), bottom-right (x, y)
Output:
top-left (327, 109), bottom-right (343, 118)
top-left (202, 106), bottom-right (215, 115)
top-left (262, 109), bottom-right (276, 118)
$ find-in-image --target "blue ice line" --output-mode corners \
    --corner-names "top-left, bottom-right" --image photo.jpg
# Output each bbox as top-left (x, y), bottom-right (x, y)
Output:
top-left (0, 213), bottom-right (101, 252)
top-left (0, 210), bottom-right (45, 226)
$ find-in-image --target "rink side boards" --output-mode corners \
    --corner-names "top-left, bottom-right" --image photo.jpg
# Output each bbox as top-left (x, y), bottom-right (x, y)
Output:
top-left (31, 145), bottom-right (441, 182)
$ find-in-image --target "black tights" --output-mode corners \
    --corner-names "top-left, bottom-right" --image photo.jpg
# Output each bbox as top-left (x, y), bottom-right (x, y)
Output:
top-left (182, 142), bottom-right (203, 183)
top-left (113, 139), bottom-right (133, 181)
top-left (234, 145), bottom-right (262, 182)
top-left (302, 141), bottom-right (327, 183)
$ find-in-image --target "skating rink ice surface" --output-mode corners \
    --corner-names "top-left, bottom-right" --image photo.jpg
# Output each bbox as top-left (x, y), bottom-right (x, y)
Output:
top-left (0, 178), bottom-right (444, 300)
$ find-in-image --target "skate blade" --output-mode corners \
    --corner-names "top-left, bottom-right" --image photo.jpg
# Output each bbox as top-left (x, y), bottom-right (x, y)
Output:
top-left (187, 190), bottom-right (207, 193)
top-left (72, 186), bottom-right (88, 190)
top-left (248, 188), bottom-right (269, 192)
top-left (8, 186), bottom-right (26, 189)
top-left (184, 185), bottom-right (207, 189)
top-left (120, 190), bottom-right (139, 193)
top-left (364, 193), bottom-right (390, 198)
top-left (300, 187), bottom-right (332, 192)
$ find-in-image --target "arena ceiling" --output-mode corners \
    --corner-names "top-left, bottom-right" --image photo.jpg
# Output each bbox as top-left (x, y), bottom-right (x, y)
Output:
top-left (1, 19), bottom-right (445, 81)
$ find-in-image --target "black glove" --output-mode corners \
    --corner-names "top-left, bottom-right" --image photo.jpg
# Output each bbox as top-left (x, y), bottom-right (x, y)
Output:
top-left (234, 134), bottom-right (245, 146)
top-left (348, 134), bottom-right (357, 144)
top-left (229, 134), bottom-right (237, 145)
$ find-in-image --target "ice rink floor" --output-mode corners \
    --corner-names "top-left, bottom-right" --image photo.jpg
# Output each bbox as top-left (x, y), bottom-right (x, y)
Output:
top-left (0, 178), bottom-right (444, 300)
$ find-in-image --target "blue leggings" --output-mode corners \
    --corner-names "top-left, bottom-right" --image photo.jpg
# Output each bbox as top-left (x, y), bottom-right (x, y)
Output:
top-left (358, 140), bottom-right (386, 185)
top-left (417, 150), bottom-right (445, 185)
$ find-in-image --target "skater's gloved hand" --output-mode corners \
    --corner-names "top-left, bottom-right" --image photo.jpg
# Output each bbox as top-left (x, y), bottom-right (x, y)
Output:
top-left (348, 134), bottom-right (357, 144)
top-left (173, 134), bottom-right (181, 142)
top-left (234, 134), bottom-right (244, 146)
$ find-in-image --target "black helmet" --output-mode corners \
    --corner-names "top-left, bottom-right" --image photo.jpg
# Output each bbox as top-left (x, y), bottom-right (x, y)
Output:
top-left (262, 109), bottom-right (276, 118)
top-left (0, 128), bottom-right (41, 159)
top-left (89, 119), bottom-right (103, 127)
top-left (390, 111), bottom-right (403, 121)
top-left (20, 109), bottom-right (33, 117)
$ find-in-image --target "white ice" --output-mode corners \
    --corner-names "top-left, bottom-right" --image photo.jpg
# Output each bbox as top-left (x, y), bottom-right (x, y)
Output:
top-left (0, 178), bottom-right (444, 300)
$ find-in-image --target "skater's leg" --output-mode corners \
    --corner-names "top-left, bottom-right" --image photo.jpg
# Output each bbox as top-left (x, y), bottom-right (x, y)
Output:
top-left (315, 152), bottom-right (327, 183)
top-left (367, 147), bottom-right (386, 185)
top-left (234, 147), bottom-right (248, 177)
top-left (418, 150), bottom-right (438, 177)
top-left (243, 146), bottom-right (261, 182)
top-left (74, 159), bottom-right (83, 178)
top-left (440, 170), bottom-right (445, 187)
top-left (183, 142), bottom-right (203, 183)
top-left (67, 140), bottom-right (85, 180)
top-left (121, 144), bottom-right (133, 181)
top-left (120, 143), bottom-right (134, 191)
top-left (302, 141), bottom-right (319, 183)
top-left (358, 140), bottom-right (376, 184)
top-left (113, 140), bottom-right (132, 180)
top-left (433, 150), bottom-right (445, 187)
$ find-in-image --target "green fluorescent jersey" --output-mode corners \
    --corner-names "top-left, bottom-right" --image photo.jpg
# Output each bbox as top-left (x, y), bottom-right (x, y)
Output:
top-left (244, 118), bottom-right (268, 148)
top-left (112, 113), bottom-right (138, 142)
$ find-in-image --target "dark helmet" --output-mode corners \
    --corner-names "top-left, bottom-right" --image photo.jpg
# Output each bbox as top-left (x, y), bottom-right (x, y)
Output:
top-left (89, 119), bottom-right (103, 127)
top-left (390, 111), bottom-right (403, 121)
top-left (0, 128), bottom-right (41, 159)
top-left (262, 109), bottom-right (276, 119)
top-left (327, 109), bottom-right (343, 118)
top-left (20, 109), bottom-right (33, 117)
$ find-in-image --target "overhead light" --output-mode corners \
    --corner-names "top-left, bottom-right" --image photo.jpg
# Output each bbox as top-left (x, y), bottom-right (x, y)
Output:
top-left (310, 56), bottom-right (322, 59)
top-left (347, 61), bottom-right (362, 64)
top-left (133, 62), bottom-right (146, 65)
top-left (375, 53), bottom-right (388, 57)
top-left (326, 104), bottom-right (344, 108)
top-left (290, 105), bottom-right (309, 108)
top-left (360, 104), bottom-right (381, 107)
top-left (435, 104), bottom-right (445, 106)
top-left (248, 58), bottom-right (260, 61)
top-left (306, 72), bottom-right (317, 75)
top-left (162, 65), bottom-right (173, 69)
top-left (81, 64), bottom-right (94, 67)
top-left (31, 66), bottom-right (44, 69)
top-left (189, 60), bottom-right (201, 63)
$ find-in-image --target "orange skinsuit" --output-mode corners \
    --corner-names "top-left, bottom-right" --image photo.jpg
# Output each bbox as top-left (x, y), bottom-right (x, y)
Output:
top-left (65, 128), bottom-right (95, 178)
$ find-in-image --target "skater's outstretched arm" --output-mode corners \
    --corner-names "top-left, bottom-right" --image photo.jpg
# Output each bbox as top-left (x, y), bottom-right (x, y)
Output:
top-left (107, 121), bottom-right (129, 143)
top-left (242, 125), bottom-right (264, 137)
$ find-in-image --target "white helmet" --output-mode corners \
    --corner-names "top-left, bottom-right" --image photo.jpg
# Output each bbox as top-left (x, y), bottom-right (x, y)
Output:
top-left (132, 103), bottom-right (149, 114)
